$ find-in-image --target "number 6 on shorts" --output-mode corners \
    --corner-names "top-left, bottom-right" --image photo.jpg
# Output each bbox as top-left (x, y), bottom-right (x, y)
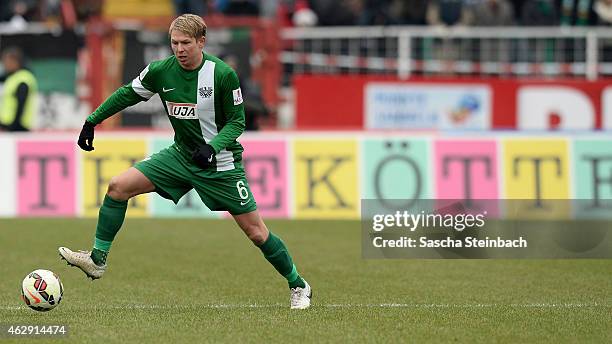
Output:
top-left (236, 180), bottom-right (249, 199)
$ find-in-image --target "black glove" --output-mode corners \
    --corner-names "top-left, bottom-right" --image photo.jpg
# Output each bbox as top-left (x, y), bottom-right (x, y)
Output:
top-left (78, 120), bottom-right (96, 151)
top-left (192, 143), bottom-right (216, 168)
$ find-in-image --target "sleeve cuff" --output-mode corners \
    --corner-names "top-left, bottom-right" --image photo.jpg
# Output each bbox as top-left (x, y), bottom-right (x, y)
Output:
top-left (209, 142), bottom-right (221, 154)
top-left (85, 117), bottom-right (98, 126)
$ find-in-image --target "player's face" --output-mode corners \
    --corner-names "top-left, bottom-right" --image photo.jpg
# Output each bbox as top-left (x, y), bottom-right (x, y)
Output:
top-left (170, 30), bottom-right (205, 70)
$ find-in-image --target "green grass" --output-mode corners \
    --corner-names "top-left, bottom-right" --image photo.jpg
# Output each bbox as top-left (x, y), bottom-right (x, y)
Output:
top-left (0, 218), bottom-right (610, 343)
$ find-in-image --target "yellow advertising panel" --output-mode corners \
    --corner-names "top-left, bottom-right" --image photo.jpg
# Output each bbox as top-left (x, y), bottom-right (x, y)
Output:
top-left (503, 139), bottom-right (570, 219)
top-left (293, 139), bottom-right (359, 219)
top-left (82, 139), bottom-right (148, 217)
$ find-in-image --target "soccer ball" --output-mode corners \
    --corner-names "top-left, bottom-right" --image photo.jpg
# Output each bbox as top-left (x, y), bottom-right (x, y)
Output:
top-left (21, 269), bottom-right (64, 312)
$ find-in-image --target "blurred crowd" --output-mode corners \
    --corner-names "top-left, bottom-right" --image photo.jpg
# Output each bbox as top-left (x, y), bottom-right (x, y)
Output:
top-left (0, 0), bottom-right (103, 29)
top-left (1, 0), bottom-right (612, 27)
top-left (277, 0), bottom-right (612, 27)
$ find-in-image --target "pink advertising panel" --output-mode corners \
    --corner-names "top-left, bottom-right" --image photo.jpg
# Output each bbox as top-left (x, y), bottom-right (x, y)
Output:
top-left (241, 139), bottom-right (289, 218)
top-left (17, 141), bottom-right (76, 216)
top-left (434, 140), bottom-right (499, 216)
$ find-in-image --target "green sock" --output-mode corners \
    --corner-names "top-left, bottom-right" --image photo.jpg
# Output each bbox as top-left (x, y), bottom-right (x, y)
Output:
top-left (90, 194), bottom-right (127, 265)
top-left (257, 232), bottom-right (306, 289)
top-left (91, 248), bottom-right (108, 266)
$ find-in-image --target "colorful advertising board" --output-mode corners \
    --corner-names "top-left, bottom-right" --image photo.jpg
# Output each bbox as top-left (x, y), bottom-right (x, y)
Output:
top-left (0, 133), bottom-right (609, 219)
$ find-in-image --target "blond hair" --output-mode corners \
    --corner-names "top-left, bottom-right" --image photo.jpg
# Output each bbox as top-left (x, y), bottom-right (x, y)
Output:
top-left (169, 14), bottom-right (207, 38)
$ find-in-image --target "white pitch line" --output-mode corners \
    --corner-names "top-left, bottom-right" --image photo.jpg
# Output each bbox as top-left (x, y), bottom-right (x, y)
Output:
top-left (0, 303), bottom-right (606, 311)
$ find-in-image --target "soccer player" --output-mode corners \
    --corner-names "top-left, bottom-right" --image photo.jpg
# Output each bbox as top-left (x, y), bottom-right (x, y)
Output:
top-left (58, 14), bottom-right (312, 309)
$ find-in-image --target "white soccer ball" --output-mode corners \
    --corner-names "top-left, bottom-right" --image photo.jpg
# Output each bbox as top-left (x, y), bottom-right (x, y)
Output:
top-left (21, 269), bottom-right (64, 312)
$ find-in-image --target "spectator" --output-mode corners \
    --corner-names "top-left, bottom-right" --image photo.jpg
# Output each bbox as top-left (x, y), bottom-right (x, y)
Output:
top-left (0, 47), bottom-right (38, 132)
top-left (518, 0), bottom-right (559, 64)
top-left (359, 0), bottom-right (393, 25)
top-left (6, 1), bottom-right (29, 30)
top-left (466, 0), bottom-right (515, 64)
top-left (388, 0), bottom-right (428, 25)
top-left (260, 0), bottom-right (280, 18)
top-left (594, 0), bottom-right (612, 61)
top-left (292, 0), bottom-right (318, 26)
top-left (521, 0), bottom-right (559, 25)
top-left (221, 0), bottom-right (260, 16)
top-left (427, 0), bottom-right (474, 27)
top-left (0, 1), bottom-right (12, 22)
top-left (172, 0), bottom-right (205, 16)
top-left (511, 0), bottom-right (527, 22)
top-left (314, 0), bottom-right (366, 26)
top-left (594, 0), bottom-right (612, 24)
top-left (425, 0), bottom-right (473, 63)
top-left (561, 0), bottom-right (596, 25)
top-left (72, 0), bottom-right (103, 21)
top-left (471, 0), bottom-right (515, 26)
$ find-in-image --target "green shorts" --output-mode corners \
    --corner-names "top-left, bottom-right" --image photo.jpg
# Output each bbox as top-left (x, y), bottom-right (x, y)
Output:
top-left (133, 144), bottom-right (257, 215)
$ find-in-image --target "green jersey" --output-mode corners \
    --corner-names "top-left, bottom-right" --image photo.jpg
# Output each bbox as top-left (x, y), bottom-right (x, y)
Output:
top-left (87, 53), bottom-right (245, 172)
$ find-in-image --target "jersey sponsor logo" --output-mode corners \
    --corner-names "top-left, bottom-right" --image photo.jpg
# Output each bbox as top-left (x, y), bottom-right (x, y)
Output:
top-left (166, 101), bottom-right (197, 119)
top-left (233, 88), bottom-right (243, 105)
top-left (240, 199), bottom-right (251, 206)
top-left (199, 86), bottom-right (213, 98)
top-left (162, 87), bottom-right (175, 92)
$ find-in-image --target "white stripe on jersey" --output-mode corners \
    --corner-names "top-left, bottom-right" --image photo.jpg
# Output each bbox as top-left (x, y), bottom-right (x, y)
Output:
top-left (131, 64), bottom-right (154, 99)
top-left (197, 60), bottom-right (234, 172)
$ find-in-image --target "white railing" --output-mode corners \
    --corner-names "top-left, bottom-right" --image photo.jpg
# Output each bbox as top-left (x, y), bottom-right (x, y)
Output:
top-left (281, 26), bottom-right (612, 80)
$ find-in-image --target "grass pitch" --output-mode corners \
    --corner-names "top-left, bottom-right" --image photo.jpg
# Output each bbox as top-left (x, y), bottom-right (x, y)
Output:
top-left (0, 218), bottom-right (610, 343)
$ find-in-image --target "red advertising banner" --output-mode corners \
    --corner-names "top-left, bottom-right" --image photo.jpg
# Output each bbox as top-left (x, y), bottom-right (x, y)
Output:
top-left (294, 75), bottom-right (612, 130)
